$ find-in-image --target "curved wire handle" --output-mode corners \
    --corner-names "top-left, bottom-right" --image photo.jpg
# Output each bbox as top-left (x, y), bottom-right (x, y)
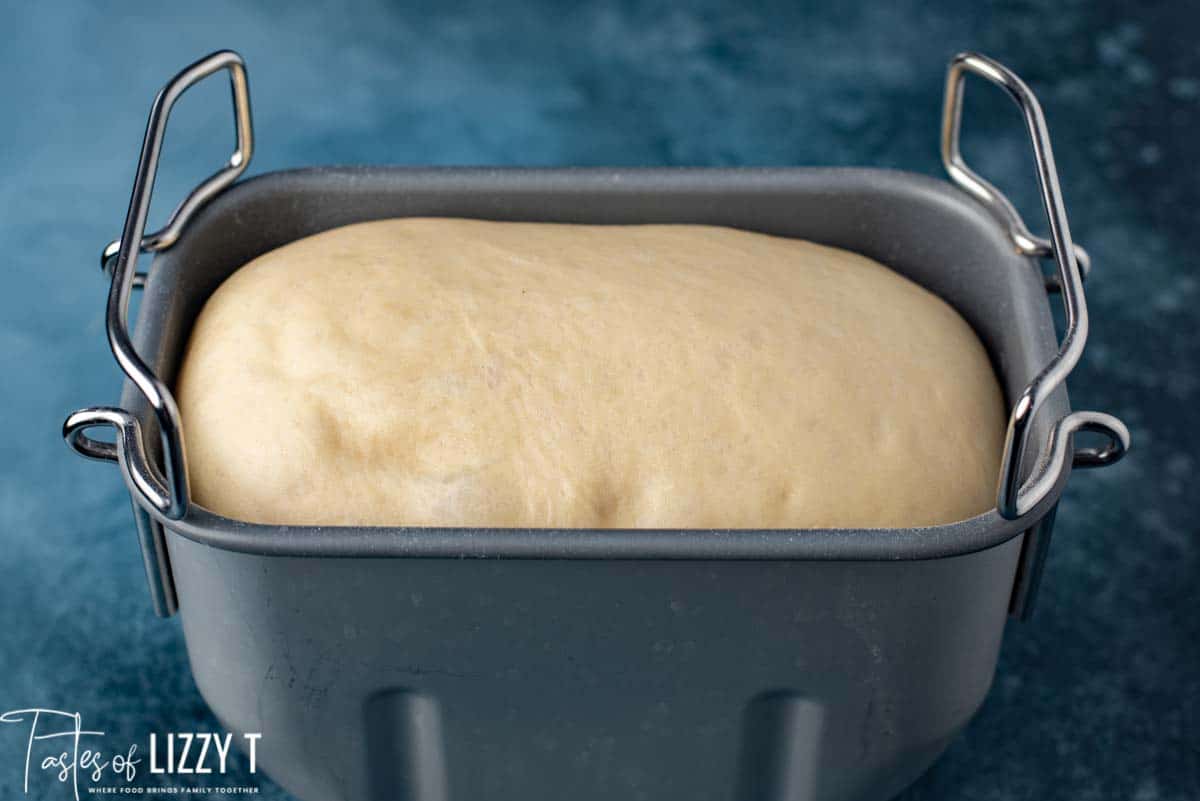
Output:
top-left (942, 52), bottom-right (1127, 519)
top-left (942, 55), bottom-right (1091, 292)
top-left (64, 50), bottom-right (253, 518)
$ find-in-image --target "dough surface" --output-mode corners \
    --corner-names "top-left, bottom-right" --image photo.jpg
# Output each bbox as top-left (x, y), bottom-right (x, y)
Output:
top-left (176, 218), bottom-right (1007, 528)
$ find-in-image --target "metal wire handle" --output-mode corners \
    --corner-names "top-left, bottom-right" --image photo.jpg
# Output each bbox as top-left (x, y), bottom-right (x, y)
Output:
top-left (941, 55), bottom-right (1092, 292)
top-left (942, 52), bottom-right (1128, 520)
top-left (63, 50), bottom-right (253, 518)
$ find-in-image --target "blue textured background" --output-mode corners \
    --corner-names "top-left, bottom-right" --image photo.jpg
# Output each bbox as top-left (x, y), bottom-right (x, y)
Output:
top-left (1, 1), bottom-right (1196, 799)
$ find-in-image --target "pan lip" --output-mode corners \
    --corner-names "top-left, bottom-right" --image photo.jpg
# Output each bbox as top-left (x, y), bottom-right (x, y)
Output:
top-left (152, 501), bottom-right (1054, 562)
top-left (129, 163), bottom-right (1070, 562)
top-left (200, 163), bottom-right (1007, 207)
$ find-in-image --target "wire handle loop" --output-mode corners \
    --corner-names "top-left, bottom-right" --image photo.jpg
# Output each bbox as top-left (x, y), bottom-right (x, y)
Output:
top-left (942, 53), bottom-right (1091, 291)
top-left (66, 50), bottom-right (253, 518)
top-left (942, 52), bottom-right (1126, 519)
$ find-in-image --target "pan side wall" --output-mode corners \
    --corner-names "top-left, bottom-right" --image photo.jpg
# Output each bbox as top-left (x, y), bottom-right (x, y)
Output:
top-left (168, 533), bottom-right (1022, 801)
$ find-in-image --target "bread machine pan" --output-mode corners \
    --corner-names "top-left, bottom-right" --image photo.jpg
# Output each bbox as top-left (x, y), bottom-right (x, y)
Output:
top-left (62, 50), bottom-right (1129, 801)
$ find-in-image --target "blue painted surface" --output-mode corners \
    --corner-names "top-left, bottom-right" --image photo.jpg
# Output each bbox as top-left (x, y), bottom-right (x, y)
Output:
top-left (0, 1), bottom-right (1196, 799)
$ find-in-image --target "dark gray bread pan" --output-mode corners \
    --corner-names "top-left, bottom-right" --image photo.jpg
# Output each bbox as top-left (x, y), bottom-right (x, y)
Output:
top-left (60, 50), bottom-right (1132, 801)
top-left (131, 166), bottom-right (1061, 801)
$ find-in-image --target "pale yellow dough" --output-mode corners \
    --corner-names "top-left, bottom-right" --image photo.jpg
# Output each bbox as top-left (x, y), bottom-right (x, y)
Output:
top-left (176, 218), bottom-right (1007, 529)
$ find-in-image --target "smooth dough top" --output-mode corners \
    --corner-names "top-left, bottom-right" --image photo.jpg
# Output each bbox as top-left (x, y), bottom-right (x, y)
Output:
top-left (176, 218), bottom-right (1007, 529)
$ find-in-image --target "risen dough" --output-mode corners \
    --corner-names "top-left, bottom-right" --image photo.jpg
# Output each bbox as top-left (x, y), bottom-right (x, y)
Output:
top-left (176, 218), bottom-right (1006, 528)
